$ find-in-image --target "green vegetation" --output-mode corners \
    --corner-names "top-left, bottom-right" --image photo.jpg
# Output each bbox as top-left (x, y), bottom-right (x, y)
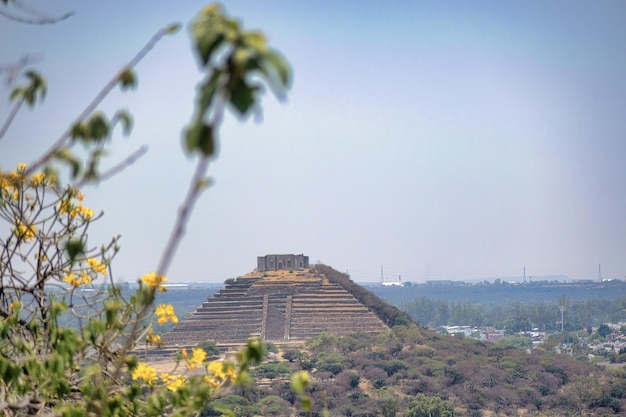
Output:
top-left (206, 325), bottom-right (626, 416)
top-left (396, 293), bottom-right (626, 331)
top-left (0, 2), bottom-right (293, 416)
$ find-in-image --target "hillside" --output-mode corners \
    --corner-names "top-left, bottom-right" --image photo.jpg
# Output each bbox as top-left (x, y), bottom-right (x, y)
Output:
top-left (198, 324), bottom-right (626, 416)
top-left (195, 266), bottom-right (626, 416)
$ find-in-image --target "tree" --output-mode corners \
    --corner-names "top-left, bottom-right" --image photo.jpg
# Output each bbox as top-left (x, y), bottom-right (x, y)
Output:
top-left (197, 340), bottom-right (221, 357)
top-left (377, 391), bottom-right (398, 417)
top-left (406, 393), bottom-right (454, 417)
top-left (498, 334), bottom-right (533, 350)
top-left (253, 362), bottom-right (291, 380)
top-left (255, 396), bottom-right (289, 417)
top-left (0, 2), bottom-right (292, 416)
top-left (597, 324), bottom-right (611, 338)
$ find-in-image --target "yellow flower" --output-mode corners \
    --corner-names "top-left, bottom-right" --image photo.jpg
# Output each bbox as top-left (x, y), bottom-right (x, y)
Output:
top-left (192, 347), bottom-right (207, 364)
top-left (185, 347), bottom-right (207, 370)
top-left (142, 272), bottom-right (167, 292)
top-left (165, 374), bottom-right (186, 391)
top-left (29, 172), bottom-right (47, 186)
top-left (14, 220), bottom-right (36, 241)
top-left (131, 362), bottom-right (157, 386)
top-left (224, 363), bottom-right (236, 381)
top-left (207, 361), bottom-right (235, 382)
top-left (203, 375), bottom-right (220, 388)
top-left (58, 200), bottom-right (80, 219)
top-left (155, 304), bottom-right (178, 325)
top-left (57, 199), bottom-right (71, 215)
top-left (79, 206), bottom-right (94, 220)
top-left (34, 253), bottom-right (48, 262)
top-left (63, 273), bottom-right (81, 288)
top-left (181, 348), bottom-right (188, 359)
top-left (146, 328), bottom-right (162, 346)
top-left (80, 273), bottom-right (92, 285)
top-left (17, 163), bottom-right (26, 172)
top-left (86, 258), bottom-right (107, 275)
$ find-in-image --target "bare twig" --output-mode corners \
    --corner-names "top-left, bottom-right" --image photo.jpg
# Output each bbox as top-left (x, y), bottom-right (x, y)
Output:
top-left (0, 98), bottom-right (23, 141)
top-left (156, 89), bottom-right (226, 277)
top-left (77, 145), bottom-right (148, 187)
top-left (156, 156), bottom-right (210, 277)
top-left (0, 8), bottom-right (74, 25)
top-left (0, 54), bottom-right (43, 85)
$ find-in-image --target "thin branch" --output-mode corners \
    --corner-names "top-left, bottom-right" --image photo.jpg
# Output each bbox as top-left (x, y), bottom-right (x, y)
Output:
top-left (24, 26), bottom-right (174, 177)
top-left (76, 145), bottom-right (148, 187)
top-left (156, 88), bottom-right (226, 277)
top-left (0, 97), bottom-right (23, 141)
top-left (0, 8), bottom-right (74, 25)
top-left (0, 54), bottom-right (43, 85)
top-left (156, 156), bottom-right (210, 277)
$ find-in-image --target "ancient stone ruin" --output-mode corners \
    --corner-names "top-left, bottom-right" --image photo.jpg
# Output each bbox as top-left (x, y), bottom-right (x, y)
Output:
top-left (257, 253), bottom-right (309, 272)
top-left (162, 256), bottom-right (388, 346)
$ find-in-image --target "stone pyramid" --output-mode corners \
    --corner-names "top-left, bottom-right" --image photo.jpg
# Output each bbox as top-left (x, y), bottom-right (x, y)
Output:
top-left (162, 265), bottom-right (389, 346)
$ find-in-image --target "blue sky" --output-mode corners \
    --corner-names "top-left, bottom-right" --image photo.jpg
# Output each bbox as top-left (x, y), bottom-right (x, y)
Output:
top-left (2, 1), bottom-right (626, 283)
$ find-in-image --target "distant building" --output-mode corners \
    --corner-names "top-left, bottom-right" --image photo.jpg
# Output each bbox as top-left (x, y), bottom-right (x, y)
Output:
top-left (162, 283), bottom-right (189, 290)
top-left (382, 275), bottom-right (403, 286)
top-left (426, 280), bottom-right (453, 286)
top-left (424, 280), bottom-right (466, 286)
top-left (257, 254), bottom-right (309, 272)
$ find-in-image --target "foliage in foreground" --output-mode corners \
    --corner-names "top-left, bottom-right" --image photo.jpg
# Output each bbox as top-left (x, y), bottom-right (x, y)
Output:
top-left (1, 2), bottom-right (292, 416)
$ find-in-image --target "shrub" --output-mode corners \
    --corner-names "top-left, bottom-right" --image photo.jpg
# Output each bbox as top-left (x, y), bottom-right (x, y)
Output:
top-left (0, 3), bottom-right (293, 416)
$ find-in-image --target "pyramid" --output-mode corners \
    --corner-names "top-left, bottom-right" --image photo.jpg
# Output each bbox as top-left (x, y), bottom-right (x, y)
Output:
top-left (162, 261), bottom-right (389, 346)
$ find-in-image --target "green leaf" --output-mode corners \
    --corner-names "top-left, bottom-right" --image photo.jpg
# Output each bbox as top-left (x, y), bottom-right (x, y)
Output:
top-left (87, 113), bottom-right (109, 141)
top-left (198, 70), bottom-right (223, 115)
top-left (228, 78), bottom-right (257, 115)
top-left (118, 67), bottom-right (137, 90)
top-left (25, 71), bottom-right (47, 100)
top-left (232, 47), bottom-right (256, 69)
top-left (192, 5), bottom-right (228, 67)
top-left (242, 31), bottom-right (267, 51)
top-left (43, 166), bottom-right (59, 184)
top-left (165, 22), bottom-right (181, 34)
top-left (53, 148), bottom-right (82, 179)
top-left (245, 338), bottom-right (265, 364)
top-left (115, 110), bottom-right (133, 136)
top-left (104, 299), bottom-right (121, 328)
top-left (300, 396), bottom-right (312, 412)
top-left (262, 49), bottom-right (292, 88)
top-left (84, 148), bottom-right (108, 181)
top-left (196, 177), bottom-right (214, 191)
top-left (9, 87), bottom-right (23, 101)
top-left (64, 238), bottom-right (86, 264)
top-left (70, 122), bottom-right (87, 141)
top-left (184, 121), bottom-right (216, 156)
top-left (12, 71), bottom-right (47, 107)
top-left (291, 371), bottom-right (309, 394)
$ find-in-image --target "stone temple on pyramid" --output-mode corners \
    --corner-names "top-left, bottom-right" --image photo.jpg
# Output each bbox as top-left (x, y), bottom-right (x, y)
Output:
top-left (162, 254), bottom-right (389, 346)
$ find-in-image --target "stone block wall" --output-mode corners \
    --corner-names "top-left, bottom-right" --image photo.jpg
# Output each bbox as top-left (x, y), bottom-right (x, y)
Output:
top-left (257, 254), bottom-right (309, 272)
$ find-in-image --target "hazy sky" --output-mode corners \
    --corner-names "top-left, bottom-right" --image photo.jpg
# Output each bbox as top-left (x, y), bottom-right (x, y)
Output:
top-left (2, 1), bottom-right (626, 283)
